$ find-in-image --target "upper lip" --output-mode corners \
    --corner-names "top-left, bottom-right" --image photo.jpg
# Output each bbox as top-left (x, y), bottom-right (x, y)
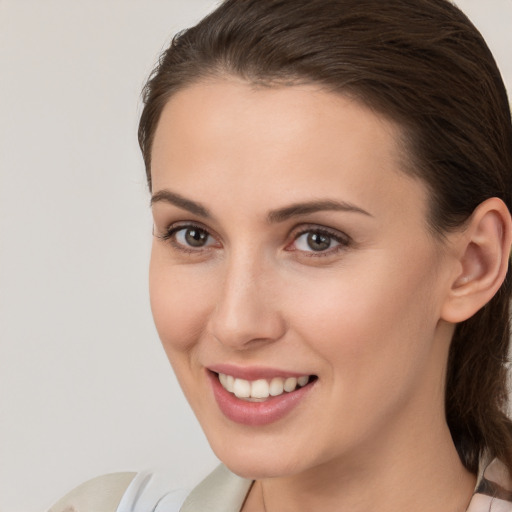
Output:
top-left (207, 363), bottom-right (312, 381)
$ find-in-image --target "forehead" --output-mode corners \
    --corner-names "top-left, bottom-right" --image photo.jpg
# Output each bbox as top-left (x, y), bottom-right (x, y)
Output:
top-left (153, 78), bottom-right (402, 163)
top-left (150, 78), bottom-right (429, 226)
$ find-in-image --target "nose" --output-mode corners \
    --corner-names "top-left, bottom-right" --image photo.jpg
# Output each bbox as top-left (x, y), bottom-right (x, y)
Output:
top-left (208, 252), bottom-right (287, 349)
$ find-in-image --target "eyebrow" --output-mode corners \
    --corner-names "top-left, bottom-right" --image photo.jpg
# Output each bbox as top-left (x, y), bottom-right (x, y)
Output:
top-left (150, 190), bottom-right (211, 218)
top-left (267, 200), bottom-right (372, 223)
top-left (151, 189), bottom-right (371, 222)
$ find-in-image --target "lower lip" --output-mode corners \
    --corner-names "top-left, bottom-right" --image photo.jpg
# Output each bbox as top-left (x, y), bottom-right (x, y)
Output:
top-left (208, 371), bottom-right (315, 426)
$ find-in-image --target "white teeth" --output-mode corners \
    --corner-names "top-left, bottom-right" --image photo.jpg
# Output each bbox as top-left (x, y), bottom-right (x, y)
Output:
top-left (251, 379), bottom-right (270, 399)
top-left (269, 377), bottom-right (284, 396)
top-left (284, 377), bottom-right (297, 392)
top-left (219, 373), bottom-right (235, 392)
top-left (226, 374), bottom-right (235, 393)
top-left (218, 373), bottom-right (311, 400)
top-left (233, 378), bottom-right (251, 398)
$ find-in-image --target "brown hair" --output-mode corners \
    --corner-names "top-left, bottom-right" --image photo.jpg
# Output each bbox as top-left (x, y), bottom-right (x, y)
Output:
top-left (139, 0), bottom-right (512, 473)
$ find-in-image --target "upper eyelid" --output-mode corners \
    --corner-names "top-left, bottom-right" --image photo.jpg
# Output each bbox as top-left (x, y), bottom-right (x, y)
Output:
top-left (161, 221), bottom-right (217, 238)
top-left (290, 224), bottom-right (351, 242)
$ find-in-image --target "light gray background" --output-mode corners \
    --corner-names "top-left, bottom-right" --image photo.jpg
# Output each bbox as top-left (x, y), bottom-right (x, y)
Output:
top-left (0, 1), bottom-right (510, 511)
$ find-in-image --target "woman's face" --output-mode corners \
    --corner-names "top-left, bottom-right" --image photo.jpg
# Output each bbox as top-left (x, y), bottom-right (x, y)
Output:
top-left (149, 79), bottom-right (456, 479)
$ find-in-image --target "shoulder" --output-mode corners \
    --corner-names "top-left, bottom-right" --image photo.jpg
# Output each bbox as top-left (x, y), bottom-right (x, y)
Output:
top-left (48, 464), bottom-right (250, 512)
top-left (48, 472), bottom-right (137, 512)
top-left (48, 471), bottom-right (189, 512)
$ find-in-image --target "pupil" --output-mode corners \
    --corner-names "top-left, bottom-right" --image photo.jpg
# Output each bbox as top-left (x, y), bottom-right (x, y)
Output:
top-left (185, 228), bottom-right (208, 247)
top-left (307, 232), bottom-right (330, 251)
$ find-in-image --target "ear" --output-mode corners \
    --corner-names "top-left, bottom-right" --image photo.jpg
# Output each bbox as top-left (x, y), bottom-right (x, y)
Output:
top-left (441, 197), bottom-right (512, 323)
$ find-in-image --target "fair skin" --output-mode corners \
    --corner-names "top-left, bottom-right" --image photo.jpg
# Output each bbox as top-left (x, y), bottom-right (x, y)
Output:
top-left (149, 78), bottom-right (510, 512)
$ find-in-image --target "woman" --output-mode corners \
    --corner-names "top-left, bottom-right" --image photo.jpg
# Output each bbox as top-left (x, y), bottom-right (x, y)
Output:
top-left (50, 0), bottom-right (512, 510)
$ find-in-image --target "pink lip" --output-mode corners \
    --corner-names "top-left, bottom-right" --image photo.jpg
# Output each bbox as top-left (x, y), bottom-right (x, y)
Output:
top-left (208, 363), bottom-right (309, 381)
top-left (207, 369), bottom-right (316, 426)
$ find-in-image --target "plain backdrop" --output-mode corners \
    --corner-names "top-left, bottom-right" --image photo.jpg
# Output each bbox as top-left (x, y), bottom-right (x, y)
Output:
top-left (0, 1), bottom-right (511, 511)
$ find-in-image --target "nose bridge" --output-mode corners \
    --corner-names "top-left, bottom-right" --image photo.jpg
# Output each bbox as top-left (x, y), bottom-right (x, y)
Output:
top-left (209, 245), bottom-right (285, 348)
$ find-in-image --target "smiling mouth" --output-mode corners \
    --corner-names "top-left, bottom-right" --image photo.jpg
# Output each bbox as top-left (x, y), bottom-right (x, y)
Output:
top-left (217, 372), bottom-right (317, 401)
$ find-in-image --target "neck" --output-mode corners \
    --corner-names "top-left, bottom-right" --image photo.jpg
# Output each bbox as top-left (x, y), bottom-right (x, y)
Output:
top-left (243, 407), bottom-right (475, 512)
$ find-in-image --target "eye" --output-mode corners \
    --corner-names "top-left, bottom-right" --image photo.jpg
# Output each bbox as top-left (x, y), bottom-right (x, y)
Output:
top-left (157, 223), bottom-right (219, 251)
top-left (175, 226), bottom-right (213, 248)
top-left (295, 231), bottom-right (339, 252)
top-left (288, 227), bottom-right (350, 255)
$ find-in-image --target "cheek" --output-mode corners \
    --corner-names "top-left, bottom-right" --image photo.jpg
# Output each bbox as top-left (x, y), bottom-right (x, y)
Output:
top-left (284, 260), bottom-right (444, 448)
top-left (287, 255), bottom-right (440, 381)
top-left (149, 246), bottom-right (215, 355)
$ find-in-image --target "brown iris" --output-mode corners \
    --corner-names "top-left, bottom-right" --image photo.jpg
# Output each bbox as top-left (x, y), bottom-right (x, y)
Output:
top-left (184, 227), bottom-right (209, 247)
top-left (307, 232), bottom-right (331, 251)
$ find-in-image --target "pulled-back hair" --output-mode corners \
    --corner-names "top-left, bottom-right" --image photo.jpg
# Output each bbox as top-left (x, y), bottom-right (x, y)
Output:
top-left (138, 0), bottom-right (512, 473)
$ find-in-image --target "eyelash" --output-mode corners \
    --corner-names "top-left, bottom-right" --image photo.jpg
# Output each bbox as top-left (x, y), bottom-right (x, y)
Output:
top-left (156, 222), bottom-right (351, 257)
top-left (287, 226), bottom-right (351, 257)
top-left (156, 222), bottom-right (219, 254)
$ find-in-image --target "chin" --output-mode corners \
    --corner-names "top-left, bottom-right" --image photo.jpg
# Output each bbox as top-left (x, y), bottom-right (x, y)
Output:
top-left (219, 454), bottom-right (299, 480)
top-left (206, 432), bottom-right (309, 480)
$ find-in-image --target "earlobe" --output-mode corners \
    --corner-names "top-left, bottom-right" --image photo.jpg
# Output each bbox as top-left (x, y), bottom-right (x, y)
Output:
top-left (441, 197), bottom-right (512, 324)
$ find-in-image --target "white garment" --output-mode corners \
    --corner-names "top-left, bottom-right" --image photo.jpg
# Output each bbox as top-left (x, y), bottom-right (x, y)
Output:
top-left (117, 465), bottom-right (251, 512)
top-left (116, 471), bottom-right (190, 512)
